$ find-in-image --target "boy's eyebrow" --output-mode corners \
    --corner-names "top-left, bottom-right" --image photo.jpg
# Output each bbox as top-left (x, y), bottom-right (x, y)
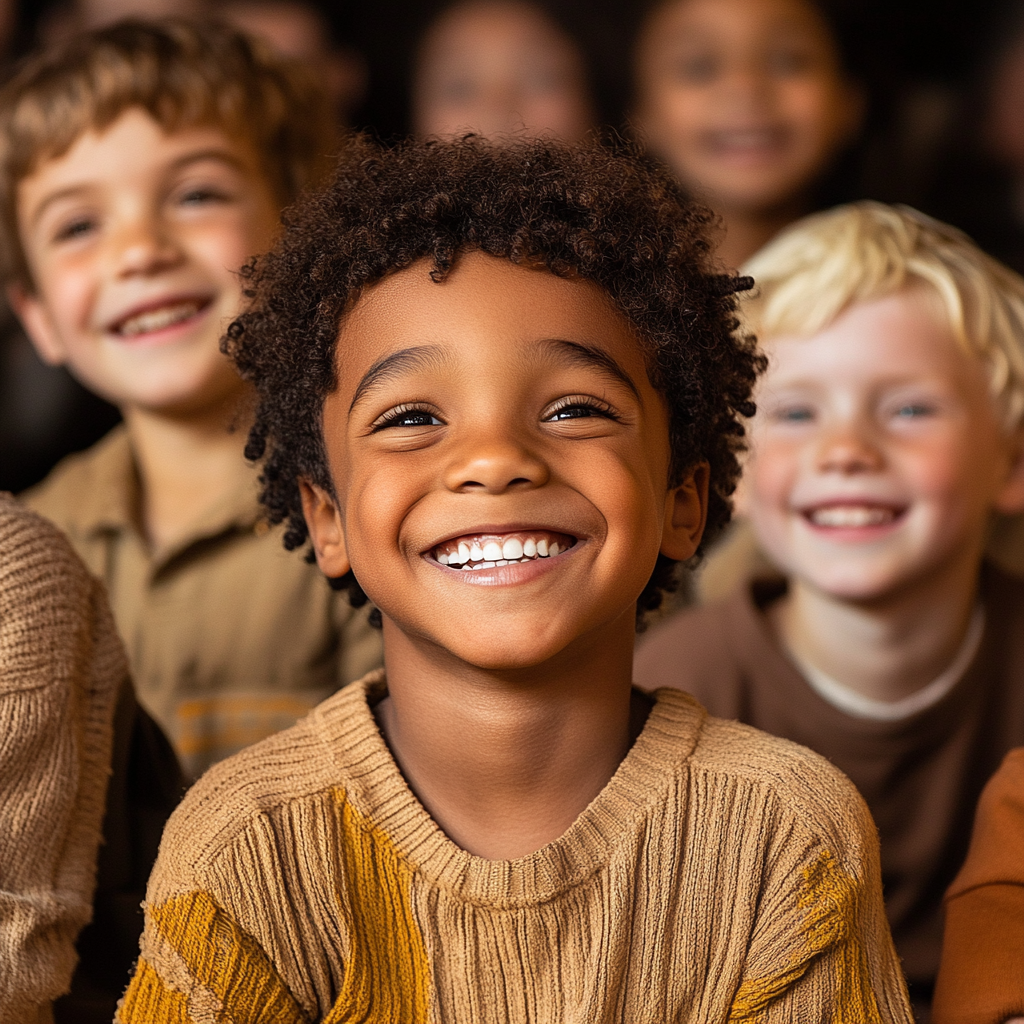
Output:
top-left (543, 339), bottom-right (642, 401)
top-left (349, 345), bottom-right (450, 413)
top-left (28, 148), bottom-right (250, 231)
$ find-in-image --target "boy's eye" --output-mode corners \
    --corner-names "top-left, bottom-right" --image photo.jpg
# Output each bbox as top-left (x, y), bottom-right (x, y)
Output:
top-left (543, 397), bottom-right (619, 422)
top-left (893, 403), bottom-right (935, 419)
top-left (765, 46), bottom-right (815, 76)
top-left (177, 186), bottom-right (230, 206)
top-left (373, 405), bottom-right (444, 430)
top-left (53, 217), bottom-right (96, 243)
top-left (774, 405), bottom-right (815, 423)
top-left (673, 52), bottom-right (721, 84)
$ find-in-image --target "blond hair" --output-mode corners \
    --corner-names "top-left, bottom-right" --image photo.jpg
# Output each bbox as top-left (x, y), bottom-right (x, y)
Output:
top-left (741, 201), bottom-right (1024, 430)
top-left (0, 18), bottom-right (338, 289)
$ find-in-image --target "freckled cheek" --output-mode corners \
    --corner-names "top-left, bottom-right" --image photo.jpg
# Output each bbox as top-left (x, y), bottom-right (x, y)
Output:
top-left (745, 439), bottom-right (799, 515)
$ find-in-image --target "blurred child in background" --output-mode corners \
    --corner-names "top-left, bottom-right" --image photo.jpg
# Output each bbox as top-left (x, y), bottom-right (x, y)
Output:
top-left (632, 0), bottom-right (863, 269)
top-left (413, 0), bottom-right (594, 142)
top-left (2, 20), bottom-right (381, 780)
top-left (217, 0), bottom-right (366, 126)
top-left (636, 203), bottom-right (1024, 1017)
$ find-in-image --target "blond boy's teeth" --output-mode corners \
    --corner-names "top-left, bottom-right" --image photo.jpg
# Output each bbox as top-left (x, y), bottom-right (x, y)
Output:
top-left (433, 531), bottom-right (575, 569)
top-left (115, 300), bottom-right (203, 337)
top-left (809, 505), bottom-right (896, 528)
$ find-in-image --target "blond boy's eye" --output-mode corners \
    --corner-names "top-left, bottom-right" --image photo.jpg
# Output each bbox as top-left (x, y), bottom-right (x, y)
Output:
top-left (775, 405), bottom-right (814, 423)
top-left (894, 403), bottom-right (934, 418)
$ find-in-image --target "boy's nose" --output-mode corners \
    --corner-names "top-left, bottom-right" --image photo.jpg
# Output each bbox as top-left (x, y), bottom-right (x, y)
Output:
top-left (444, 437), bottom-right (549, 494)
top-left (815, 424), bottom-right (885, 474)
top-left (111, 217), bottom-right (184, 277)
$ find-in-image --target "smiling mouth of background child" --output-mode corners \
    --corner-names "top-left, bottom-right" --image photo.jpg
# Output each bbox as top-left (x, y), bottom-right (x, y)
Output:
top-left (432, 530), bottom-right (577, 570)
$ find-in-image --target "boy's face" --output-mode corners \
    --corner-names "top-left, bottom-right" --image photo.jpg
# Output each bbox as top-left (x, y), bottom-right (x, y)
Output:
top-left (634, 0), bottom-right (861, 217)
top-left (745, 287), bottom-right (1024, 602)
top-left (302, 252), bottom-right (707, 671)
top-left (414, 1), bottom-right (592, 145)
top-left (13, 107), bottom-right (280, 417)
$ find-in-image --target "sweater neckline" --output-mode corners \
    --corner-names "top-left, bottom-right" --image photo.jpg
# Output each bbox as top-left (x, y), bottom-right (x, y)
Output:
top-left (315, 671), bottom-right (706, 908)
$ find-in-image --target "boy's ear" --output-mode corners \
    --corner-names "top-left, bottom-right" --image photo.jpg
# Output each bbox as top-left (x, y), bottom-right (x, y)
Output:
top-left (661, 462), bottom-right (710, 561)
top-left (995, 428), bottom-right (1024, 514)
top-left (7, 282), bottom-right (67, 366)
top-left (298, 478), bottom-right (351, 578)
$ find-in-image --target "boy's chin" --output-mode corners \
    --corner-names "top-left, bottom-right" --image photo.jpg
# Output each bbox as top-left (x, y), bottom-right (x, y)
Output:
top-left (382, 613), bottom-right (602, 674)
top-left (793, 560), bottom-right (930, 605)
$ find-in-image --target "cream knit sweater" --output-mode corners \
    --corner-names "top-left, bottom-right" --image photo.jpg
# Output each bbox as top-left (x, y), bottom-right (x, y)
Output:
top-left (120, 671), bottom-right (913, 1023)
top-left (0, 494), bottom-right (126, 1023)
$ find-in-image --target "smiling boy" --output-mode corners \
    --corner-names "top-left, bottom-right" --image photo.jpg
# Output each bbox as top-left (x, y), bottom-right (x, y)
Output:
top-left (119, 139), bottom-right (912, 1023)
top-left (0, 21), bottom-right (381, 777)
top-left (636, 202), bottom-right (1024, 1013)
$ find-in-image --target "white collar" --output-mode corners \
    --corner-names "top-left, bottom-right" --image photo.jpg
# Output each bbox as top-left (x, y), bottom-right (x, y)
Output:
top-left (787, 604), bottom-right (985, 722)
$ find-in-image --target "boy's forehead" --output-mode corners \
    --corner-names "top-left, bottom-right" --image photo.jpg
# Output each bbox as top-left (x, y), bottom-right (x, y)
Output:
top-left (641, 0), bottom-right (833, 50)
top-left (335, 253), bottom-right (650, 387)
top-left (20, 107), bottom-right (265, 203)
top-left (759, 287), bottom-right (982, 385)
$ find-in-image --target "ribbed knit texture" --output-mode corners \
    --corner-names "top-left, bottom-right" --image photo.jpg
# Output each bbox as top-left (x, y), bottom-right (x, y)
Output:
top-left (0, 494), bottom-right (127, 1023)
top-left (120, 672), bottom-right (913, 1023)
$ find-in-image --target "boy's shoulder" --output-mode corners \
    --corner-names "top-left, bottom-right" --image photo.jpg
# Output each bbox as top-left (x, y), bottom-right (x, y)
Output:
top-left (21, 424), bottom-right (132, 537)
top-left (683, 696), bottom-right (874, 845)
top-left (636, 580), bottom-right (780, 698)
top-left (156, 672), bottom-right (386, 872)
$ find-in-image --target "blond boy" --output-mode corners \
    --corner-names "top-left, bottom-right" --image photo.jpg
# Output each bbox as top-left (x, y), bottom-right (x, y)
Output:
top-left (1, 21), bottom-right (381, 778)
top-left (636, 202), bottom-right (1024, 1013)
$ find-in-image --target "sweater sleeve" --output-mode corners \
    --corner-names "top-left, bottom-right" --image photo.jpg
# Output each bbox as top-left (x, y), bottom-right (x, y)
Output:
top-left (0, 497), bottom-right (124, 1024)
top-left (728, 778), bottom-right (913, 1023)
top-left (117, 888), bottom-right (311, 1024)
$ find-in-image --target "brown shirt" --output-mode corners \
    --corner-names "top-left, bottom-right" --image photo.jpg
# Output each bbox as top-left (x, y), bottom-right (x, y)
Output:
top-left (933, 748), bottom-right (1024, 1024)
top-left (24, 426), bottom-right (382, 779)
top-left (634, 565), bottom-right (1024, 1007)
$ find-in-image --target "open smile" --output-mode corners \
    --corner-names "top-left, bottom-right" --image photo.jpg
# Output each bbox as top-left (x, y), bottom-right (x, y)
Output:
top-left (108, 296), bottom-right (214, 338)
top-left (801, 503), bottom-right (907, 529)
top-left (429, 530), bottom-right (578, 571)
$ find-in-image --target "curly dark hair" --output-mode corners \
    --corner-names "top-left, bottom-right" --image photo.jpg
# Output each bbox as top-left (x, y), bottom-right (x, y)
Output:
top-left (225, 134), bottom-right (763, 628)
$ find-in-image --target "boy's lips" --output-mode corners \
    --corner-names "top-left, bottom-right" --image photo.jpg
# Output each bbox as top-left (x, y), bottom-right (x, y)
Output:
top-left (427, 530), bottom-right (578, 571)
top-left (702, 126), bottom-right (790, 161)
top-left (106, 295), bottom-right (214, 338)
top-left (800, 502), bottom-right (907, 529)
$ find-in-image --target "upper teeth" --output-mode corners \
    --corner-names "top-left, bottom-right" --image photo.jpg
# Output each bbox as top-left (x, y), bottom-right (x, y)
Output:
top-left (434, 533), bottom-right (569, 569)
top-left (810, 506), bottom-right (895, 528)
top-left (116, 300), bottom-right (203, 337)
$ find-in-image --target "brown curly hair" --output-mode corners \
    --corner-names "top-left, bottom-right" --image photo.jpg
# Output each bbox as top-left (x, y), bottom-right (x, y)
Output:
top-left (225, 134), bottom-right (763, 627)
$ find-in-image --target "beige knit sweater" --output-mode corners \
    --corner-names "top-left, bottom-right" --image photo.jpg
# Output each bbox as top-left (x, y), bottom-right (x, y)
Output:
top-left (0, 494), bottom-right (127, 1023)
top-left (120, 672), bottom-right (913, 1023)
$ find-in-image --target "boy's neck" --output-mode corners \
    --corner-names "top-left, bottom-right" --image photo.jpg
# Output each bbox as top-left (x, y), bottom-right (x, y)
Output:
top-left (770, 549), bottom-right (984, 705)
top-left (374, 608), bottom-right (651, 861)
top-left (122, 392), bottom-right (254, 554)
top-left (713, 199), bottom-right (809, 270)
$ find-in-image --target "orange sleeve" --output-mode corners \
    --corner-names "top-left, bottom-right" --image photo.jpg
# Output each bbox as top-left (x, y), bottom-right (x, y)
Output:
top-left (933, 749), bottom-right (1024, 1024)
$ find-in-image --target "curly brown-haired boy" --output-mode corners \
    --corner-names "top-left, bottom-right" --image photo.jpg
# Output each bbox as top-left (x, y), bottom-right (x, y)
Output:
top-left (120, 137), bottom-right (913, 1023)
